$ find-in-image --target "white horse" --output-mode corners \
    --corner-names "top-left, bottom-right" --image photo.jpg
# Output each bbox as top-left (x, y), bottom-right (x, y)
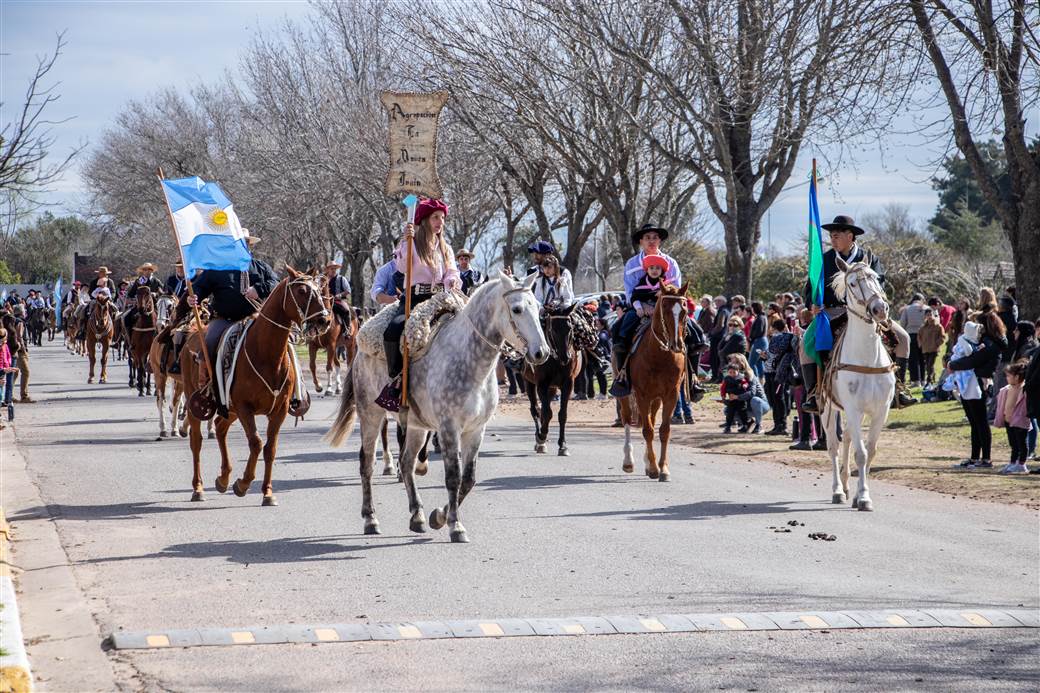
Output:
top-left (821, 257), bottom-right (896, 512)
top-left (327, 271), bottom-right (549, 542)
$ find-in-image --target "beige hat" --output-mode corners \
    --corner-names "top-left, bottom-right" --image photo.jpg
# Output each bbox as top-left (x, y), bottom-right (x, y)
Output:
top-left (95, 266), bottom-right (110, 275)
top-left (324, 261), bottom-right (342, 271)
top-left (137, 262), bottom-right (157, 273)
top-left (455, 248), bottom-right (474, 259)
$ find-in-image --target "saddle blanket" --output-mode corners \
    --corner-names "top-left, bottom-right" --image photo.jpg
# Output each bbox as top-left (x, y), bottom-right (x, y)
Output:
top-left (356, 292), bottom-right (466, 362)
top-left (214, 319), bottom-right (307, 409)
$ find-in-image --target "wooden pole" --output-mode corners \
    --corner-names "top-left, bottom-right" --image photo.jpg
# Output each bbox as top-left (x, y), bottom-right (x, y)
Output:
top-left (400, 197), bottom-right (417, 407)
top-left (155, 168), bottom-right (214, 386)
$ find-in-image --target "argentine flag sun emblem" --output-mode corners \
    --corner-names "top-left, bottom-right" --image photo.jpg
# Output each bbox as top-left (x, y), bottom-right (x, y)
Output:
top-left (160, 176), bottom-right (252, 274)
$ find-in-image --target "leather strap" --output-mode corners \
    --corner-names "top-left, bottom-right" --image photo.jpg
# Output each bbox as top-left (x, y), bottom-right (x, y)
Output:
top-left (837, 362), bottom-right (896, 375)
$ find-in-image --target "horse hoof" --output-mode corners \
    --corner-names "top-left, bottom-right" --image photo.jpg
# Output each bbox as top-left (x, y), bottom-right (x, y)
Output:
top-left (215, 477), bottom-right (229, 494)
top-left (450, 529), bottom-right (469, 544)
top-left (207, 430), bottom-right (215, 439)
top-left (381, 466), bottom-right (395, 476)
top-left (364, 520), bottom-right (381, 535)
top-left (857, 499), bottom-right (874, 512)
top-left (190, 491), bottom-right (204, 502)
top-left (100, 377), bottom-right (107, 383)
top-left (409, 516), bottom-right (427, 533)
top-left (429, 507), bottom-right (446, 530)
top-left (646, 468), bottom-right (660, 480)
top-left (535, 443), bottom-right (546, 454)
top-left (622, 463), bottom-right (634, 474)
top-left (557, 447), bottom-right (569, 457)
top-left (262, 495), bottom-right (278, 507)
top-left (138, 391), bottom-right (144, 397)
top-left (87, 378), bottom-right (94, 384)
top-left (315, 385), bottom-right (324, 393)
top-left (832, 493), bottom-right (846, 504)
top-left (658, 472), bottom-right (670, 482)
top-left (415, 461), bottom-right (428, 476)
top-left (233, 480), bottom-right (248, 497)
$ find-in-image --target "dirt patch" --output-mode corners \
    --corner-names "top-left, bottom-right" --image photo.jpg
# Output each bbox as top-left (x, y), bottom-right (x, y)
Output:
top-left (496, 392), bottom-right (1039, 510)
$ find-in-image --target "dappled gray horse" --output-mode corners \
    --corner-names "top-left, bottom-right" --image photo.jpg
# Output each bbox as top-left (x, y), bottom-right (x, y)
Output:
top-left (328, 271), bottom-right (549, 542)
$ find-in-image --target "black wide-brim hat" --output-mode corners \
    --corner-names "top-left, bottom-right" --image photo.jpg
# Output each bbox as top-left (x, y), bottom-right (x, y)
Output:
top-left (632, 223), bottom-right (669, 244)
top-left (821, 215), bottom-right (865, 236)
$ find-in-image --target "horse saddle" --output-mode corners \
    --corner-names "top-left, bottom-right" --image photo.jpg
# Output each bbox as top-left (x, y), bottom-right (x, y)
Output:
top-left (215, 320), bottom-right (251, 410)
top-left (630, 317), bottom-right (653, 359)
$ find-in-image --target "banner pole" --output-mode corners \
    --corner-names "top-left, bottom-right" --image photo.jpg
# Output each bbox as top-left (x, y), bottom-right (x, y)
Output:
top-left (400, 196), bottom-right (418, 408)
top-left (155, 168), bottom-right (214, 385)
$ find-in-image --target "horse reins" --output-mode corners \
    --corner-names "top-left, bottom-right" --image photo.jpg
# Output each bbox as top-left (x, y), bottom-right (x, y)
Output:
top-left (243, 276), bottom-right (325, 414)
top-left (463, 284), bottom-right (534, 358)
top-left (650, 295), bottom-right (687, 353)
top-left (835, 264), bottom-right (897, 376)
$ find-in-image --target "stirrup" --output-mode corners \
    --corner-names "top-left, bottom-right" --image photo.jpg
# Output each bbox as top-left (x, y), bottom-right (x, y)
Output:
top-left (375, 377), bottom-right (402, 412)
top-left (802, 395), bottom-right (821, 414)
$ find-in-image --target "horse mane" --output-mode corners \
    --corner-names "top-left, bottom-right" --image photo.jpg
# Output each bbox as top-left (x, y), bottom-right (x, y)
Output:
top-left (658, 284), bottom-right (682, 297)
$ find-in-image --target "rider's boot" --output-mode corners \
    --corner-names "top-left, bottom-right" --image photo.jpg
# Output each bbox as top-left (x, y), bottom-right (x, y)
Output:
top-left (893, 357), bottom-right (917, 408)
top-left (375, 340), bottom-right (404, 412)
top-left (608, 344), bottom-right (631, 397)
top-left (801, 362), bottom-right (821, 414)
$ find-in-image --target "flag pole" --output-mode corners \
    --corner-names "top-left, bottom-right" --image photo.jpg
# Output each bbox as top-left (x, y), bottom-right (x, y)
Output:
top-left (155, 168), bottom-right (214, 385)
top-left (400, 195), bottom-right (418, 408)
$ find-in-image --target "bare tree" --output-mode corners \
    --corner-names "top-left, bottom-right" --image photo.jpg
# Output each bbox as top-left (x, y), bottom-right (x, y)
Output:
top-left (573, 0), bottom-right (913, 297)
top-left (0, 33), bottom-right (82, 213)
top-left (908, 0), bottom-right (1040, 319)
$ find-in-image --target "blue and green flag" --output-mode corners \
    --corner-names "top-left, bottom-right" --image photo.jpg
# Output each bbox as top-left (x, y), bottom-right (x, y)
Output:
top-left (802, 162), bottom-right (831, 365)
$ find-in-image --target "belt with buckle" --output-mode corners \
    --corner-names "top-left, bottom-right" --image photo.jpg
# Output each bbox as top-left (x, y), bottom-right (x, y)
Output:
top-left (411, 284), bottom-right (442, 296)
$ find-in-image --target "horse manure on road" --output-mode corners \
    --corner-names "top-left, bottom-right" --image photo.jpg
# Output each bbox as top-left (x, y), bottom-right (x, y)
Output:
top-left (808, 532), bottom-right (838, 541)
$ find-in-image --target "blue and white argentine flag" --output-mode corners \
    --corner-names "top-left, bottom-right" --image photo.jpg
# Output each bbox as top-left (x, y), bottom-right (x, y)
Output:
top-left (160, 176), bottom-right (251, 274)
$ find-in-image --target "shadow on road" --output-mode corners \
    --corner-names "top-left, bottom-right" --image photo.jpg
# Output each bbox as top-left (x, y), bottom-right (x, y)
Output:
top-left (76, 535), bottom-right (434, 565)
top-left (480, 474), bottom-right (630, 492)
top-left (545, 499), bottom-right (833, 521)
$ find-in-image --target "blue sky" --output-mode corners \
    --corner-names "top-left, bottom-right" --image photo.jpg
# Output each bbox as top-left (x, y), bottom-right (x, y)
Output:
top-left (2, 1), bottom-right (1026, 255)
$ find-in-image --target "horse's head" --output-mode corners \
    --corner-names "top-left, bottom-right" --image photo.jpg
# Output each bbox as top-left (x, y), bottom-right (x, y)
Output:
top-left (833, 257), bottom-right (889, 323)
top-left (494, 270), bottom-right (549, 365)
top-left (156, 295), bottom-right (174, 327)
top-left (543, 302), bottom-right (580, 364)
top-left (283, 265), bottom-right (331, 337)
top-left (136, 286), bottom-right (154, 313)
top-left (653, 282), bottom-right (689, 353)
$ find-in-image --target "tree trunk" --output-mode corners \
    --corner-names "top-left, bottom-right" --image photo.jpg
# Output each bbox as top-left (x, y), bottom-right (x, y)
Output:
top-left (348, 252), bottom-right (367, 308)
top-left (722, 207), bottom-right (759, 298)
top-left (1010, 186), bottom-right (1040, 321)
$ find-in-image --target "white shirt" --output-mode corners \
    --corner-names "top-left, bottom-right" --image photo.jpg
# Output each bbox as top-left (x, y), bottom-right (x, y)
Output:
top-left (532, 269), bottom-right (574, 307)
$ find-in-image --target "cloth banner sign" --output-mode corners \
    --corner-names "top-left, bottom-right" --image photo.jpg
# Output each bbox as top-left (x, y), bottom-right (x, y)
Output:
top-left (380, 91), bottom-right (448, 198)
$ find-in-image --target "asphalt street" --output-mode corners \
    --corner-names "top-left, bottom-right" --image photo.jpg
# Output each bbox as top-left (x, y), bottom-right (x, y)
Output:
top-left (4, 341), bottom-right (1038, 692)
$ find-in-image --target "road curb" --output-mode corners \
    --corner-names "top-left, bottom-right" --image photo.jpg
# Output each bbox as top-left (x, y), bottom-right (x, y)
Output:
top-left (0, 505), bottom-right (33, 693)
top-left (108, 606), bottom-right (1040, 650)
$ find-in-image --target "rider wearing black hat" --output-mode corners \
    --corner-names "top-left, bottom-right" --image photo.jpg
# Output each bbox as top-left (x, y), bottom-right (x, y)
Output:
top-left (800, 215), bottom-right (915, 413)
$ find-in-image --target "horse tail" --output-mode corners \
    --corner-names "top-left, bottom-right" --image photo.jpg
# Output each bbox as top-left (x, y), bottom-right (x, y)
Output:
top-left (325, 365), bottom-right (356, 447)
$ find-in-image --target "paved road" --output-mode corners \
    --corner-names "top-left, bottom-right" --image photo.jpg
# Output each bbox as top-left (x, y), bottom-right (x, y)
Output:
top-left (4, 341), bottom-right (1038, 691)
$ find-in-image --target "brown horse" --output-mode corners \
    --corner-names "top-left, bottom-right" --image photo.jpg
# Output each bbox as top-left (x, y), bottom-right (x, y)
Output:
top-left (85, 296), bottom-right (115, 383)
top-left (522, 304), bottom-right (584, 456)
top-left (129, 286), bottom-right (158, 396)
top-left (618, 283), bottom-right (689, 481)
top-left (183, 267), bottom-right (329, 504)
top-left (307, 290), bottom-right (356, 397)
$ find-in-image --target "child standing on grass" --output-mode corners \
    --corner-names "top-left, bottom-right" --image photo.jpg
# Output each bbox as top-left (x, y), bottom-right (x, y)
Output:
top-left (994, 361), bottom-right (1031, 474)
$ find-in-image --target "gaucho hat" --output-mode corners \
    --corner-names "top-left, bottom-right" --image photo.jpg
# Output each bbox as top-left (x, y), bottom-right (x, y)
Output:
top-left (632, 223), bottom-right (669, 244)
top-left (821, 215), bottom-right (865, 236)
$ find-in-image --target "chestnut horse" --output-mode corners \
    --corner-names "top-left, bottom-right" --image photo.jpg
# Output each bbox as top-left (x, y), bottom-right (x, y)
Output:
top-left (85, 295), bottom-right (115, 383)
top-left (129, 286), bottom-right (157, 396)
top-left (307, 290), bottom-right (356, 397)
top-left (182, 267), bottom-right (329, 504)
top-left (619, 283), bottom-right (689, 481)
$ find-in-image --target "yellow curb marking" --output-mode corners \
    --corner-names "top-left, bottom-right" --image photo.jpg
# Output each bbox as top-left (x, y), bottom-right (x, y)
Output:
top-left (962, 613), bottom-right (991, 626)
top-left (397, 625), bottom-right (422, 639)
top-left (230, 631), bottom-right (255, 644)
top-left (479, 623), bottom-right (504, 637)
top-left (885, 615), bottom-right (910, 627)
top-left (314, 628), bottom-right (339, 642)
top-left (720, 617), bottom-right (748, 630)
top-left (563, 624), bottom-right (586, 635)
top-left (800, 615), bottom-right (829, 628)
top-left (640, 618), bottom-right (666, 632)
top-left (145, 635), bottom-right (170, 647)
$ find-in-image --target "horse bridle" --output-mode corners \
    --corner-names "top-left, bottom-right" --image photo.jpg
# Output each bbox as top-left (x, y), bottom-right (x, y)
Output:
top-left (650, 294), bottom-right (688, 353)
top-left (842, 265), bottom-right (889, 327)
top-left (132, 293), bottom-right (157, 333)
top-left (259, 276), bottom-right (329, 332)
top-left (464, 284), bottom-right (536, 358)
